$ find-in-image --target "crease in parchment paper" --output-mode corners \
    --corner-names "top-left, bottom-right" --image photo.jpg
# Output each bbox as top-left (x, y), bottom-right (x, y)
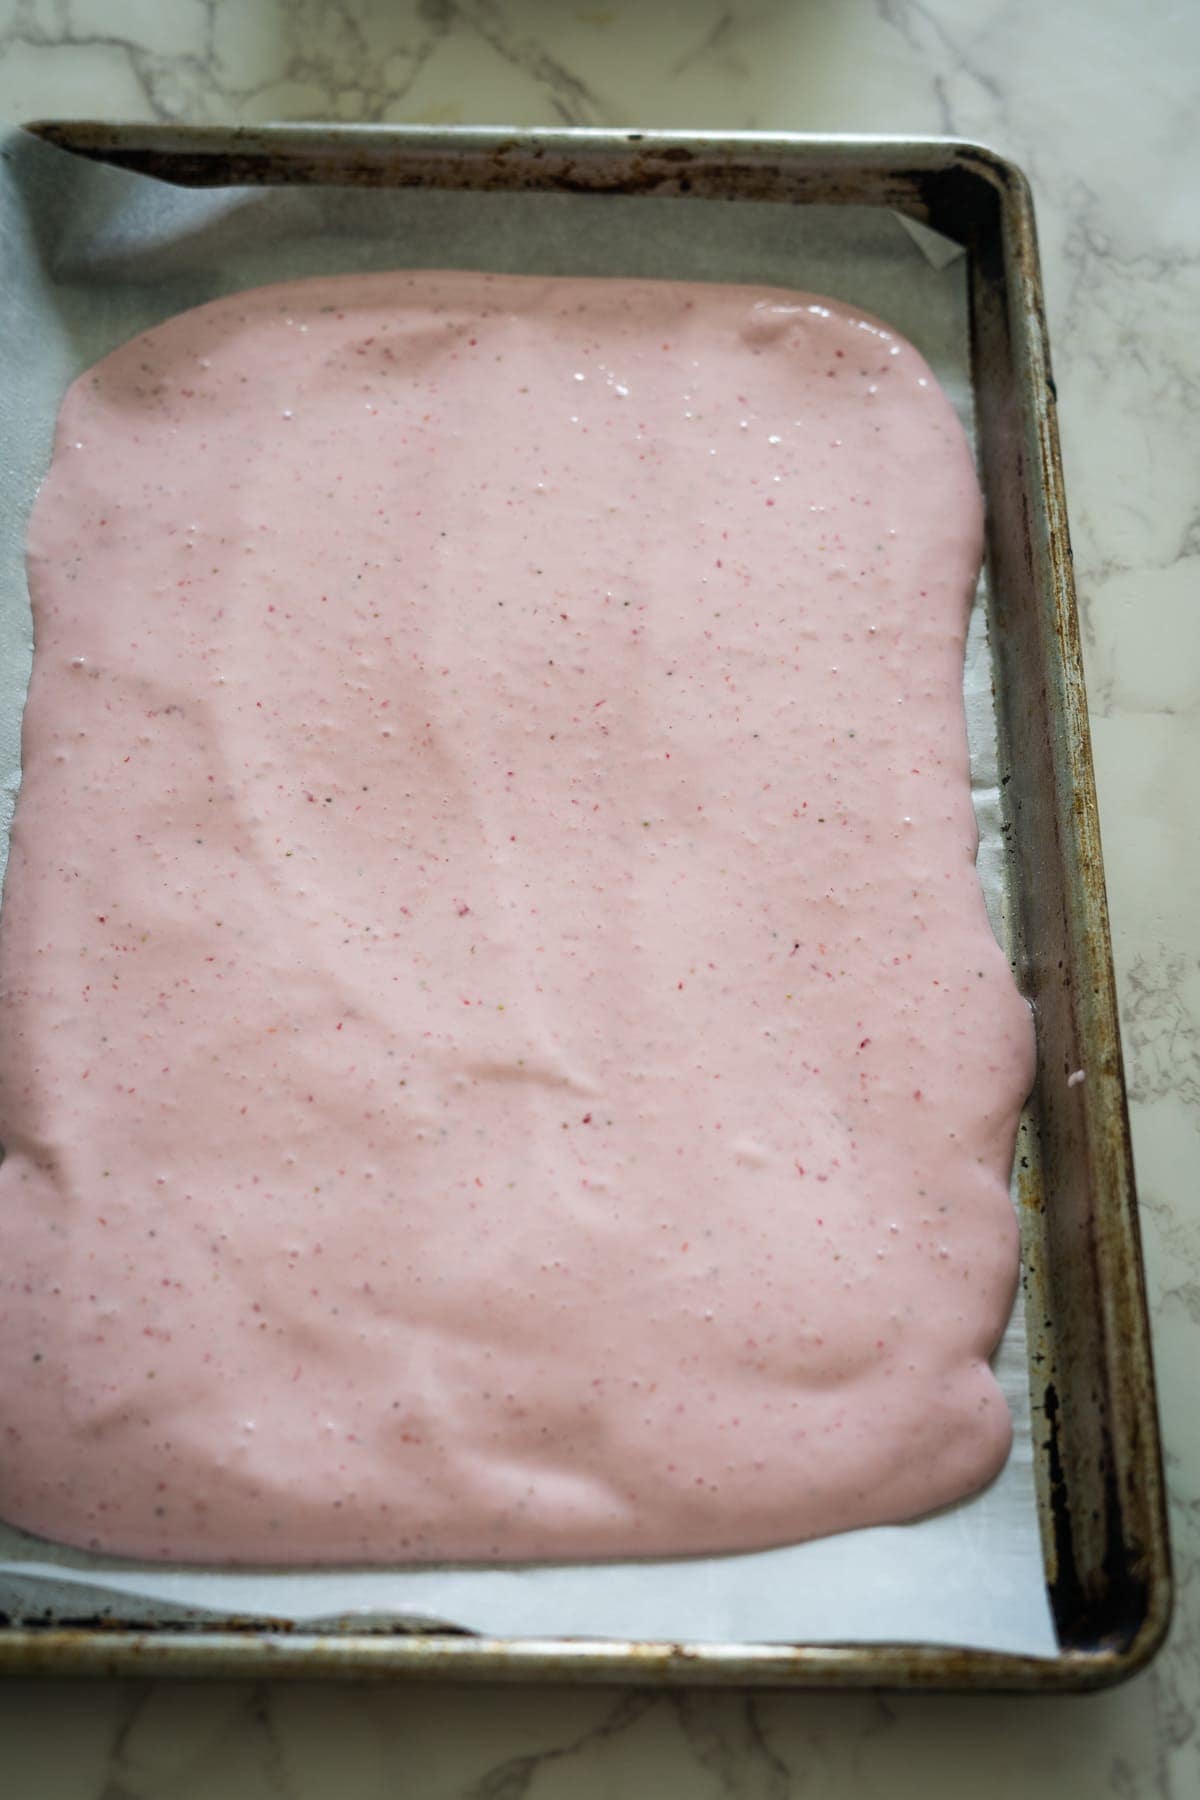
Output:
top-left (0, 127), bottom-right (1058, 1657)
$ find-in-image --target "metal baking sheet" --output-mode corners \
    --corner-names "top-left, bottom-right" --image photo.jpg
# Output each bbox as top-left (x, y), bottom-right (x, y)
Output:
top-left (0, 125), bottom-right (1170, 1690)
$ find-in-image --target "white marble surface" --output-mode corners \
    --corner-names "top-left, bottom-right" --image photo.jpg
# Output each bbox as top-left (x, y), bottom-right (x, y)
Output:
top-left (0, 1), bottom-right (1195, 1795)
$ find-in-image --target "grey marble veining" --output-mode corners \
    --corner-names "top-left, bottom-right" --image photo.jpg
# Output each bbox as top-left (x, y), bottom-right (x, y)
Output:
top-left (0, 2), bottom-right (1197, 1796)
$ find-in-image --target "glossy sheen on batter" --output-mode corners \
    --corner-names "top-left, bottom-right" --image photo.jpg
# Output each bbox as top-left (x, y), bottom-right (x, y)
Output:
top-left (0, 273), bottom-right (1035, 1564)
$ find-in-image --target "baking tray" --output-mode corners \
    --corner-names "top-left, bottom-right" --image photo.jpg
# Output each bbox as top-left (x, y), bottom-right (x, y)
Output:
top-left (0, 124), bottom-right (1169, 1691)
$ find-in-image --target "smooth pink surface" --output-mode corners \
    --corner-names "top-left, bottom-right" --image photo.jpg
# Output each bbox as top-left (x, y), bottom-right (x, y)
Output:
top-left (0, 273), bottom-right (1034, 1564)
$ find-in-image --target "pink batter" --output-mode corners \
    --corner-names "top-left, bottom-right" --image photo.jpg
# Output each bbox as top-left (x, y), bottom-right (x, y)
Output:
top-left (0, 272), bottom-right (1034, 1565)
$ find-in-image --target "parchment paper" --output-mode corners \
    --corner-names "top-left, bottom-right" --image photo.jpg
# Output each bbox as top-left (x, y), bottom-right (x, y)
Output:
top-left (0, 128), bottom-right (1058, 1657)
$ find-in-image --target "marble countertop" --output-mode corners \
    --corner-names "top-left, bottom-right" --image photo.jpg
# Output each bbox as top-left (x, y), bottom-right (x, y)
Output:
top-left (0, 2), bottom-right (1196, 1795)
